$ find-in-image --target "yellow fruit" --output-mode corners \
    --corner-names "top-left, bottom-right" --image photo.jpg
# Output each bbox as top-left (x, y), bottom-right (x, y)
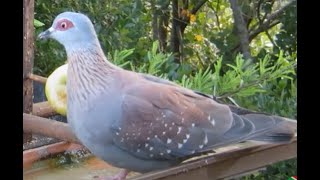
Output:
top-left (45, 64), bottom-right (68, 116)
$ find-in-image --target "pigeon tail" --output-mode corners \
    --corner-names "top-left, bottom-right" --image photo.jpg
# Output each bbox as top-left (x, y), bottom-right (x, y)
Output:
top-left (246, 115), bottom-right (297, 143)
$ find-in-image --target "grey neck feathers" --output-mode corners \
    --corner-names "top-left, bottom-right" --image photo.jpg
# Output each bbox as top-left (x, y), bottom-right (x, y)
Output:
top-left (67, 43), bottom-right (121, 105)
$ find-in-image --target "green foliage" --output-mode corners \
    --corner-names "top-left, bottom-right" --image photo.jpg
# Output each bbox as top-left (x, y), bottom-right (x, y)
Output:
top-left (240, 159), bottom-right (297, 180)
top-left (108, 48), bottom-right (134, 68)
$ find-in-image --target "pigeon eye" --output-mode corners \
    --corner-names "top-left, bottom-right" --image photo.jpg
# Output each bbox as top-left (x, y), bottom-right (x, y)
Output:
top-left (61, 22), bottom-right (67, 29)
top-left (56, 19), bottom-right (74, 31)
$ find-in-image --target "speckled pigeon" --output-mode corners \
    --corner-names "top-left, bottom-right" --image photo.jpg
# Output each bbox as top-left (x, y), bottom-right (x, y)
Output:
top-left (38, 12), bottom-right (296, 180)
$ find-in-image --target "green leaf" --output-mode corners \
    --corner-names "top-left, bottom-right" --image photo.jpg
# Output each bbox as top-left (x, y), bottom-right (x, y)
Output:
top-left (34, 19), bottom-right (45, 27)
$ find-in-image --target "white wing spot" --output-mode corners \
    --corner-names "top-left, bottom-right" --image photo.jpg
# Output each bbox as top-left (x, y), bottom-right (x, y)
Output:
top-left (145, 143), bottom-right (149, 147)
top-left (120, 138), bottom-right (124, 142)
top-left (204, 134), bottom-right (208, 145)
top-left (137, 149), bottom-right (140, 153)
top-left (169, 127), bottom-right (172, 131)
top-left (126, 133), bottom-right (129, 136)
top-left (118, 127), bottom-right (122, 130)
top-left (162, 131), bottom-right (166, 135)
top-left (191, 150), bottom-right (195, 154)
top-left (116, 132), bottom-right (119, 135)
top-left (149, 147), bottom-right (154, 151)
top-left (178, 143), bottom-right (183, 149)
top-left (207, 115), bottom-right (211, 120)
top-left (156, 117), bottom-right (159, 121)
top-left (163, 114), bottom-right (166, 118)
top-left (154, 135), bottom-right (158, 138)
top-left (177, 127), bottom-right (182, 134)
top-left (165, 123), bottom-right (168, 127)
top-left (147, 137), bottom-right (150, 140)
top-left (211, 118), bottom-right (215, 126)
top-left (150, 123), bottom-right (153, 127)
top-left (160, 153), bottom-right (164, 156)
top-left (150, 154), bottom-right (154, 158)
top-left (191, 123), bottom-right (195, 127)
top-left (199, 144), bottom-right (204, 149)
top-left (166, 149), bottom-right (171, 153)
top-left (186, 134), bottom-right (190, 139)
top-left (167, 138), bottom-right (172, 144)
top-left (183, 139), bottom-right (188, 143)
top-left (172, 122), bottom-right (175, 126)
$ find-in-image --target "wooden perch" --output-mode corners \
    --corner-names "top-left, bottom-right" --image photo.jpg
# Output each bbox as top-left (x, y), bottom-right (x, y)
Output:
top-left (33, 101), bottom-right (57, 117)
top-left (132, 137), bottom-right (297, 180)
top-left (23, 113), bottom-right (80, 144)
top-left (28, 73), bottom-right (47, 84)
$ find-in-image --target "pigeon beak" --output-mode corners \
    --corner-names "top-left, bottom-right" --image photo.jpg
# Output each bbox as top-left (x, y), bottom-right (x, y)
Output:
top-left (38, 27), bottom-right (54, 40)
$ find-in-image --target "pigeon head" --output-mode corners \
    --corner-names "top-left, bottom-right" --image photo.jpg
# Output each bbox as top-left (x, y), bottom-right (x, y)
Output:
top-left (38, 12), bottom-right (99, 50)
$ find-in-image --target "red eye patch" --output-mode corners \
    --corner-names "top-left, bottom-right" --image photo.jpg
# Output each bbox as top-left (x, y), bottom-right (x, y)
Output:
top-left (55, 19), bottom-right (74, 31)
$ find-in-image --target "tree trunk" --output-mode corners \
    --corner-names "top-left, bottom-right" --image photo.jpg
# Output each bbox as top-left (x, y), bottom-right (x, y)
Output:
top-left (152, 0), bottom-right (170, 52)
top-left (229, 0), bottom-right (253, 61)
top-left (170, 0), bottom-right (182, 63)
top-left (158, 1), bottom-right (170, 52)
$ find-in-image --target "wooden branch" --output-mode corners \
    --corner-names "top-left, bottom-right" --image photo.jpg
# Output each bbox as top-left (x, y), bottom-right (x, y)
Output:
top-left (32, 101), bottom-right (57, 117)
top-left (23, 0), bottom-right (35, 143)
top-left (231, 20), bottom-right (280, 54)
top-left (250, 0), bottom-right (295, 38)
top-left (249, 20), bottom-right (280, 41)
top-left (229, 0), bottom-right (252, 61)
top-left (262, 0), bottom-right (295, 26)
top-left (28, 74), bottom-right (47, 84)
top-left (248, 0), bottom-right (295, 38)
top-left (207, 0), bottom-right (222, 31)
top-left (180, 0), bottom-right (208, 33)
top-left (23, 113), bottom-right (80, 144)
top-left (231, 0), bottom-right (295, 55)
top-left (190, 0), bottom-right (208, 14)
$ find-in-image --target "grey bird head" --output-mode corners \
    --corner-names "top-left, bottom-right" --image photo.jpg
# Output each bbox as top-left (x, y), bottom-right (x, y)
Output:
top-left (38, 12), bottom-right (99, 50)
